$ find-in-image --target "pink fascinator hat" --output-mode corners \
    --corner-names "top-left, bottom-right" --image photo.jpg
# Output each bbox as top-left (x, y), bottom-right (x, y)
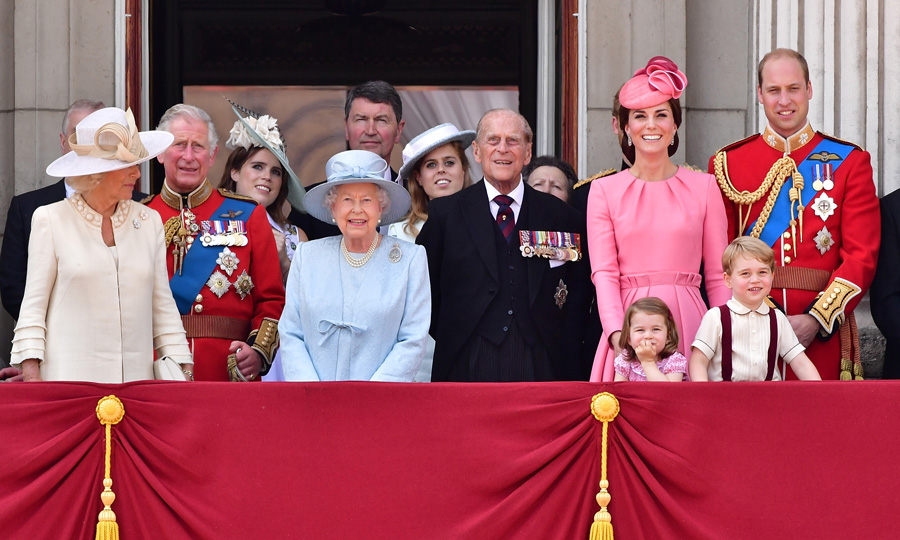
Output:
top-left (618, 56), bottom-right (688, 109)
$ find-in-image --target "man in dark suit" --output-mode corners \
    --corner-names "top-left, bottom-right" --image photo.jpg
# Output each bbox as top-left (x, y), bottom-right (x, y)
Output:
top-left (298, 80), bottom-right (404, 239)
top-left (0, 99), bottom-right (146, 320)
top-left (417, 109), bottom-right (589, 381)
top-left (870, 188), bottom-right (900, 378)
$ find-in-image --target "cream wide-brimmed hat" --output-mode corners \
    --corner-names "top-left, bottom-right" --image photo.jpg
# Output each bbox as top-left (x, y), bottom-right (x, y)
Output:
top-left (397, 123), bottom-right (476, 183)
top-left (303, 150), bottom-right (411, 225)
top-left (46, 107), bottom-right (174, 177)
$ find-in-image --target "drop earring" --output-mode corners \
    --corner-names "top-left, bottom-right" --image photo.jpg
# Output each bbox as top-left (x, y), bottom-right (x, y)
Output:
top-left (627, 134), bottom-right (632, 147)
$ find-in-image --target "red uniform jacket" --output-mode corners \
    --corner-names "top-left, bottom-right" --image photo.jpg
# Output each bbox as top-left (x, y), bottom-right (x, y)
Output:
top-left (710, 125), bottom-right (880, 379)
top-left (146, 179), bottom-right (285, 381)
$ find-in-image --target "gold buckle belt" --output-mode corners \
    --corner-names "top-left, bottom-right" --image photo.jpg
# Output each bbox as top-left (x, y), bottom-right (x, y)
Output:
top-left (181, 315), bottom-right (250, 341)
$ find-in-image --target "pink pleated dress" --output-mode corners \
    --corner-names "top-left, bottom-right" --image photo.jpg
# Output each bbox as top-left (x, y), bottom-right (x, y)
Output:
top-left (587, 167), bottom-right (731, 381)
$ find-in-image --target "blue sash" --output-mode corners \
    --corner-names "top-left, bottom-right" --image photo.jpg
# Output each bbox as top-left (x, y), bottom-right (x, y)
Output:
top-left (170, 197), bottom-right (255, 314)
top-left (749, 137), bottom-right (855, 246)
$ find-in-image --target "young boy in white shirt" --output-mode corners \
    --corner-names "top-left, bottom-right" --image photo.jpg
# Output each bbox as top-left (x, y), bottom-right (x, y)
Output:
top-left (689, 236), bottom-right (821, 381)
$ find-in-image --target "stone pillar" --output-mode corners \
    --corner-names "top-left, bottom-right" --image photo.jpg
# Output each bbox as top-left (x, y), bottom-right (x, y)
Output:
top-left (584, 0), bottom-right (688, 176)
top-left (0, 0), bottom-right (117, 363)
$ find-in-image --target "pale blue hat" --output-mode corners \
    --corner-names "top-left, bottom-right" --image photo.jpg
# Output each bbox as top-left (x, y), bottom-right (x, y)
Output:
top-left (303, 149), bottom-right (411, 225)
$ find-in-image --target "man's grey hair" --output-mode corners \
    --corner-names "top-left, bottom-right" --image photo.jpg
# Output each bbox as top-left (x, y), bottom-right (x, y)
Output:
top-left (157, 104), bottom-right (219, 149)
top-left (475, 108), bottom-right (533, 144)
top-left (62, 99), bottom-right (105, 135)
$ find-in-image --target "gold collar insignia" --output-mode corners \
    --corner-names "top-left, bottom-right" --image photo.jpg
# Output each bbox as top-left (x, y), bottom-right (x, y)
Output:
top-left (160, 178), bottom-right (214, 210)
top-left (762, 122), bottom-right (816, 154)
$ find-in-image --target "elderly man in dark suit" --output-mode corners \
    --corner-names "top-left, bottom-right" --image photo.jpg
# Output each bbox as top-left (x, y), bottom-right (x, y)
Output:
top-left (417, 109), bottom-right (589, 382)
top-left (0, 99), bottom-right (147, 321)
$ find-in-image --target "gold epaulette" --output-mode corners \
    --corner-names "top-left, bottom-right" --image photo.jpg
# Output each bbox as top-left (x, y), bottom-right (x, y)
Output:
top-left (818, 132), bottom-right (864, 152)
top-left (573, 168), bottom-right (616, 190)
top-left (218, 188), bottom-right (259, 204)
top-left (713, 133), bottom-right (759, 156)
top-left (139, 193), bottom-right (156, 205)
top-left (808, 277), bottom-right (862, 334)
top-left (163, 216), bottom-right (181, 247)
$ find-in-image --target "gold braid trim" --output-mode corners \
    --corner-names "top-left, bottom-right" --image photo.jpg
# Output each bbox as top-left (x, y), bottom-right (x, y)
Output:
top-left (809, 277), bottom-right (861, 334)
top-left (249, 317), bottom-right (279, 369)
top-left (574, 168), bottom-right (617, 189)
top-left (714, 151), bottom-right (800, 238)
top-left (163, 216), bottom-right (182, 248)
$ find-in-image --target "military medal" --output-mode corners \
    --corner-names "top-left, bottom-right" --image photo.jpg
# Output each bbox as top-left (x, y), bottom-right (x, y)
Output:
top-left (812, 193), bottom-right (837, 221)
top-left (823, 163), bottom-right (834, 190)
top-left (234, 270), bottom-right (254, 299)
top-left (200, 220), bottom-right (248, 247)
top-left (206, 271), bottom-right (231, 298)
top-left (812, 163), bottom-right (835, 192)
top-left (555, 279), bottom-right (568, 309)
top-left (518, 230), bottom-right (582, 261)
top-left (388, 242), bottom-right (402, 263)
top-left (216, 247), bottom-right (240, 276)
top-left (814, 226), bottom-right (834, 255)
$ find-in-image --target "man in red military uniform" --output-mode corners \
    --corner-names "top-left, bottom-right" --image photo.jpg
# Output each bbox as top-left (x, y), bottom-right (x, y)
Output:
top-left (146, 104), bottom-right (284, 381)
top-left (710, 48), bottom-right (879, 380)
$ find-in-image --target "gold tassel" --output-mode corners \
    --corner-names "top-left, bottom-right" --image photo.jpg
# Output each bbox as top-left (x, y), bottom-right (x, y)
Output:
top-left (588, 393), bottom-right (620, 540)
top-left (95, 396), bottom-right (125, 540)
top-left (839, 358), bottom-right (852, 381)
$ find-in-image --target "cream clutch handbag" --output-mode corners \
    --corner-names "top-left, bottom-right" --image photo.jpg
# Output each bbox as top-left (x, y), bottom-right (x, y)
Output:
top-left (153, 356), bottom-right (189, 381)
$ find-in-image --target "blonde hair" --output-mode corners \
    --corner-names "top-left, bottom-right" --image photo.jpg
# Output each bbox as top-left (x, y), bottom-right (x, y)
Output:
top-left (618, 297), bottom-right (679, 361)
top-left (402, 140), bottom-right (472, 238)
top-left (66, 173), bottom-right (105, 193)
top-left (722, 236), bottom-right (775, 275)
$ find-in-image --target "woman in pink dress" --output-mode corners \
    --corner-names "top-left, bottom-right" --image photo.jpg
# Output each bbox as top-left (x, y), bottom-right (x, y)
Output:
top-left (587, 56), bottom-right (730, 381)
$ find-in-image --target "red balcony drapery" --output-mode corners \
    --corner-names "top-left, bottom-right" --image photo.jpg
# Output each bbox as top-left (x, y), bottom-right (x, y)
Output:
top-left (0, 381), bottom-right (896, 539)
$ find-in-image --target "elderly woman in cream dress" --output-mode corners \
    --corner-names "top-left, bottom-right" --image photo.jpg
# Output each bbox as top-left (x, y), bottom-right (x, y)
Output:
top-left (11, 107), bottom-right (192, 382)
top-left (280, 149), bottom-right (430, 381)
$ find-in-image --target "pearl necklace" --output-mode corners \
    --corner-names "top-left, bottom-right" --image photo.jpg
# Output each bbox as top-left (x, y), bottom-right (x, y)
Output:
top-left (341, 234), bottom-right (380, 268)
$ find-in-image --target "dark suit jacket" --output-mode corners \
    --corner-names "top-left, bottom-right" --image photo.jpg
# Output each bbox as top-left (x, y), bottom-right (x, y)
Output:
top-left (417, 180), bottom-right (590, 380)
top-left (293, 168), bottom-right (400, 240)
top-left (0, 179), bottom-right (146, 320)
top-left (871, 189), bottom-right (900, 378)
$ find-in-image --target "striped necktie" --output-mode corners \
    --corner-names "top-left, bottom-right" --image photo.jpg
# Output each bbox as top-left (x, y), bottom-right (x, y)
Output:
top-left (494, 194), bottom-right (515, 242)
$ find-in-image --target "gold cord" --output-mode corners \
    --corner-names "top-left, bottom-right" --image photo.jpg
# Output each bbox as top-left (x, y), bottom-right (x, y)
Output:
top-left (95, 396), bottom-right (125, 540)
top-left (714, 151), bottom-right (802, 238)
top-left (588, 393), bottom-right (620, 540)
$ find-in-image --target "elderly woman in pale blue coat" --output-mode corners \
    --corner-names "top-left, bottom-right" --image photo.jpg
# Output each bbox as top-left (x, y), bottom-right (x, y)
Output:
top-left (280, 150), bottom-right (431, 381)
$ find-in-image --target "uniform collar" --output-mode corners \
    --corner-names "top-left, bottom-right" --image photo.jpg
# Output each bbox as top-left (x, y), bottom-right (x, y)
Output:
top-left (160, 178), bottom-right (214, 210)
top-left (727, 297), bottom-right (770, 315)
top-left (761, 122), bottom-right (815, 154)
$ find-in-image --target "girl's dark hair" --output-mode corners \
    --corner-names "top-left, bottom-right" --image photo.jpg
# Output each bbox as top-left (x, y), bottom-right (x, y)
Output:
top-left (618, 297), bottom-right (679, 361)
top-left (617, 97), bottom-right (682, 164)
top-left (218, 146), bottom-right (290, 226)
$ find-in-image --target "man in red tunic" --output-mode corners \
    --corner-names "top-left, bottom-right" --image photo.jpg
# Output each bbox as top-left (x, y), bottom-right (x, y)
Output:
top-left (146, 104), bottom-right (284, 381)
top-left (710, 48), bottom-right (879, 380)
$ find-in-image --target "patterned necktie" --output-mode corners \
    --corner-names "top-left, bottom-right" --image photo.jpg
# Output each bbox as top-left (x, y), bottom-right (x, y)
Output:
top-left (494, 194), bottom-right (515, 242)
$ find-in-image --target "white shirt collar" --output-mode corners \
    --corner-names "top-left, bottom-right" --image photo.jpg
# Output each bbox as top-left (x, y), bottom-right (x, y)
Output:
top-left (483, 175), bottom-right (524, 206)
top-left (727, 297), bottom-right (770, 315)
